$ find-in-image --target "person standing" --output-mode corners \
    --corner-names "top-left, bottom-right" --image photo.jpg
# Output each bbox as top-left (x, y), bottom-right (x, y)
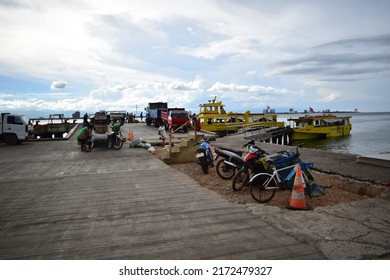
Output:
top-left (83, 113), bottom-right (89, 127)
top-left (158, 124), bottom-right (166, 146)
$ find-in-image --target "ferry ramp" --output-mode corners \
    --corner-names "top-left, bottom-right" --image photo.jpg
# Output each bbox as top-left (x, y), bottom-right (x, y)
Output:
top-left (0, 124), bottom-right (325, 259)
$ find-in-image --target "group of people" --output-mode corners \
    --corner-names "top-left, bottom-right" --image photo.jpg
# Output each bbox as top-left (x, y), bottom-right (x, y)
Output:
top-left (77, 112), bottom-right (201, 151)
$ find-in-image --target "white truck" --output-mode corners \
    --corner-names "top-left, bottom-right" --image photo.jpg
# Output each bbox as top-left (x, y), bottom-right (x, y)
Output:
top-left (0, 112), bottom-right (31, 145)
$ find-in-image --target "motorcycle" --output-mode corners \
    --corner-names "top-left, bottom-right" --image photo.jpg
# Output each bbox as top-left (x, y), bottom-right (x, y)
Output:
top-left (232, 144), bottom-right (268, 191)
top-left (195, 138), bottom-right (214, 174)
top-left (108, 124), bottom-right (124, 150)
top-left (214, 140), bottom-right (255, 180)
top-left (91, 122), bottom-right (124, 150)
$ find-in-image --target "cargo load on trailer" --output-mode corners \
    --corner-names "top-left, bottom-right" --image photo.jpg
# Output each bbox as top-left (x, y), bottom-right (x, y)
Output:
top-left (32, 114), bottom-right (77, 139)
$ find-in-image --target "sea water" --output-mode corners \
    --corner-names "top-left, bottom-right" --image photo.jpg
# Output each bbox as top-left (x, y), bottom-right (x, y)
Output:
top-left (278, 112), bottom-right (390, 156)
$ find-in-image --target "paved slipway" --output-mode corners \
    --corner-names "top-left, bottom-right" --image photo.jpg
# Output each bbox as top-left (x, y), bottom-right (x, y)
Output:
top-left (0, 123), bottom-right (389, 260)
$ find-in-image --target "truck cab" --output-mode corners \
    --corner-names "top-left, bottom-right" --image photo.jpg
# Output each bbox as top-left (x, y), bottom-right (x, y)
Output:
top-left (0, 113), bottom-right (32, 145)
top-left (162, 109), bottom-right (190, 131)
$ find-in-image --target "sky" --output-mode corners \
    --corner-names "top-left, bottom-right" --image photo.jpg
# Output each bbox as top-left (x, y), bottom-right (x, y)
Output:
top-left (1, 0), bottom-right (389, 117)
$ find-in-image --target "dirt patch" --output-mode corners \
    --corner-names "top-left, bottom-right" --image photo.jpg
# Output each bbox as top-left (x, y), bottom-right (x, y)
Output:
top-left (154, 147), bottom-right (371, 209)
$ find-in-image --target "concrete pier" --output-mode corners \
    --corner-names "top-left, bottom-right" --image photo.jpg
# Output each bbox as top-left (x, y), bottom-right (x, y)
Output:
top-left (0, 123), bottom-right (389, 260)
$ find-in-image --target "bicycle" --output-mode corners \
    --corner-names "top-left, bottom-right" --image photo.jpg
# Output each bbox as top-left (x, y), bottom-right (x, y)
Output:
top-left (249, 160), bottom-right (313, 203)
top-left (232, 143), bottom-right (313, 192)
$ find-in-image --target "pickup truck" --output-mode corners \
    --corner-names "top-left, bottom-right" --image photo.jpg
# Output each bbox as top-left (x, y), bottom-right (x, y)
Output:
top-left (1, 112), bottom-right (32, 145)
top-left (161, 108), bottom-right (190, 132)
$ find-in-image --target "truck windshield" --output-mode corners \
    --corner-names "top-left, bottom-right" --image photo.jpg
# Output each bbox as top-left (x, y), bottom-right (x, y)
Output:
top-left (21, 115), bottom-right (30, 125)
top-left (7, 115), bottom-right (24, 125)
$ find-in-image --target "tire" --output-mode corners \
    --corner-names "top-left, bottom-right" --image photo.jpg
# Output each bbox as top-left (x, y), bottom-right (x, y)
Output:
top-left (200, 157), bottom-right (208, 174)
top-left (232, 168), bottom-right (249, 191)
top-left (216, 160), bottom-right (236, 180)
top-left (112, 135), bottom-right (123, 150)
top-left (5, 134), bottom-right (18, 146)
top-left (249, 173), bottom-right (277, 203)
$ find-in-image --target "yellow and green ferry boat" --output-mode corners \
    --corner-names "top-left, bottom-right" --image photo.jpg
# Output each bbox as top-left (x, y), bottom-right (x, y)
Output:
top-left (196, 97), bottom-right (284, 135)
top-left (287, 114), bottom-right (352, 140)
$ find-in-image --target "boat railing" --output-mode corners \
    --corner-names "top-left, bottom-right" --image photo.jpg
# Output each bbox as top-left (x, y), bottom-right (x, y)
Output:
top-left (242, 123), bottom-right (271, 137)
top-left (225, 122), bottom-right (265, 135)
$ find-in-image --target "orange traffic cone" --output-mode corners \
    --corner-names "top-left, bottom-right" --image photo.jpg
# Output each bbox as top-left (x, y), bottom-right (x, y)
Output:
top-left (127, 130), bottom-right (134, 142)
top-left (287, 164), bottom-right (310, 210)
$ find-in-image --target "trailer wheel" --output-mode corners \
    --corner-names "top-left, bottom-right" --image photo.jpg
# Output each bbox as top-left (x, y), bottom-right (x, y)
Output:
top-left (5, 134), bottom-right (18, 145)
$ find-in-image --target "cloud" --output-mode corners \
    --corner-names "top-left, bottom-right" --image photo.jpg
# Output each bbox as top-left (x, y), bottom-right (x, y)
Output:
top-left (1, 1), bottom-right (390, 113)
top-left (50, 81), bottom-right (68, 90)
top-left (269, 34), bottom-right (390, 83)
top-left (177, 36), bottom-right (262, 60)
top-left (0, 93), bottom-right (13, 98)
top-left (207, 82), bottom-right (288, 95)
top-left (317, 92), bottom-right (340, 103)
top-left (186, 27), bottom-right (196, 35)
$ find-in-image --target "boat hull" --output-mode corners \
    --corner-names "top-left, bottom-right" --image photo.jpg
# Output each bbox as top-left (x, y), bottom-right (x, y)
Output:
top-left (291, 124), bottom-right (351, 140)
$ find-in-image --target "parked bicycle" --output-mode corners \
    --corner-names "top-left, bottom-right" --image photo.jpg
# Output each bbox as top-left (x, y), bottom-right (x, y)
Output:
top-left (249, 161), bottom-right (313, 203)
top-left (232, 143), bottom-right (313, 191)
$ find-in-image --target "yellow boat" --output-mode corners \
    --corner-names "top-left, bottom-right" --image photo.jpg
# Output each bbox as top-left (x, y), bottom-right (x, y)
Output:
top-left (287, 114), bottom-right (352, 140)
top-left (196, 97), bottom-right (284, 135)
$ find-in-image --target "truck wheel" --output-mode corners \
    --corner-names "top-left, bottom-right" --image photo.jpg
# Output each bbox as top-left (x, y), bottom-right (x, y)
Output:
top-left (5, 134), bottom-right (18, 145)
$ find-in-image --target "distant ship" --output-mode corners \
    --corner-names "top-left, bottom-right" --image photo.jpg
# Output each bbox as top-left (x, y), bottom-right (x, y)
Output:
top-left (287, 114), bottom-right (352, 140)
top-left (196, 97), bottom-right (284, 136)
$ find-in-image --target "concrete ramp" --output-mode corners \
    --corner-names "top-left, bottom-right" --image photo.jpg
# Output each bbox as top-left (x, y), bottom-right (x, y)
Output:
top-left (356, 153), bottom-right (390, 168)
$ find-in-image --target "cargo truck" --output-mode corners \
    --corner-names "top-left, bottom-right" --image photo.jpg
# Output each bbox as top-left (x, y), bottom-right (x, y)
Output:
top-left (145, 102), bottom-right (168, 127)
top-left (0, 112), bottom-right (32, 145)
top-left (160, 108), bottom-right (190, 132)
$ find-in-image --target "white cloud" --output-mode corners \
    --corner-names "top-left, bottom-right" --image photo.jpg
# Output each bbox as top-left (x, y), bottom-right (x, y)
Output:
top-left (177, 36), bottom-right (262, 60)
top-left (317, 92), bottom-right (340, 103)
top-left (207, 82), bottom-right (288, 95)
top-left (50, 81), bottom-right (68, 90)
top-left (186, 27), bottom-right (196, 36)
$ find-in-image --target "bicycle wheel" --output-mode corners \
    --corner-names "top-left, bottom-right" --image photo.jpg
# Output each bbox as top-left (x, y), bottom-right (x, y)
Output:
top-left (249, 173), bottom-right (277, 203)
top-left (232, 169), bottom-right (249, 191)
top-left (216, 160), bottom-right (236, 180)
top-left (112, 135), bottom-right (123, 150)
